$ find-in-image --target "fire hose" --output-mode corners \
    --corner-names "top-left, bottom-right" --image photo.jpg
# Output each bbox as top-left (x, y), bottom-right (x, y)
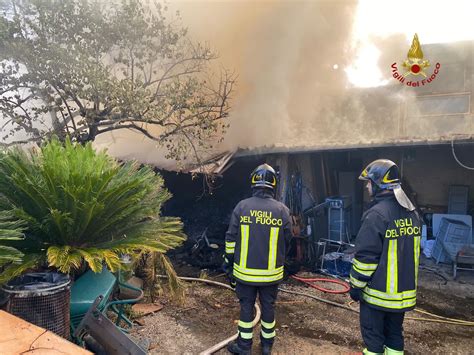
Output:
top-left (157, 275), bottom-right (261, 355)
top-left (287, 275), bottom-right (473, 325)
top-left (291, 275), bottom-right (350, 294)
top-left (278, 288), bottom-right (474, 326)
top-left (160, 274), bottom-right (474, 355)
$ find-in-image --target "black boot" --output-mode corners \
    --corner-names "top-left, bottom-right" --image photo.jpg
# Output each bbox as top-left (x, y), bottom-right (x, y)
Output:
top-left (261, 344), bottom-right (272, 355)
top-left (227, 341), bottom-right (251, 355)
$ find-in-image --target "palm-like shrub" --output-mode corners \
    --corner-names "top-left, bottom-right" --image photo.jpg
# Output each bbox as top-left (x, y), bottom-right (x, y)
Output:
top-left (0, 138), bottom-right (185, 283)
top-left (0, 211), bottom-right (26, 269)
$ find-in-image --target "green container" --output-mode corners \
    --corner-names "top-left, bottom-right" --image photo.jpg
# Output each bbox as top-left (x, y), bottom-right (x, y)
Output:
top-left (70, 267), bottom-right (116, 327)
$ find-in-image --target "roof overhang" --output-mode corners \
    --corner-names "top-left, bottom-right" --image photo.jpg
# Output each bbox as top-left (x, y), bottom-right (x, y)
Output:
top-left (234, 134), bottom-right (474, 157)
top-left (185, 150), bottom-right (236, 176)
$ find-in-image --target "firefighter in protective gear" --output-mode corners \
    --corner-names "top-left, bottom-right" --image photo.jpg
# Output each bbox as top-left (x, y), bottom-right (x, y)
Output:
top-left (350, 159), bottom-right (421, 355)
top-left (224, 163), bottom-right (292, 355)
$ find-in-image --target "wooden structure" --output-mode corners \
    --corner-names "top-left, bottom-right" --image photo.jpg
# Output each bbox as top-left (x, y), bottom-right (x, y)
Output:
top-left (0, 310), bottom-right (91, 355)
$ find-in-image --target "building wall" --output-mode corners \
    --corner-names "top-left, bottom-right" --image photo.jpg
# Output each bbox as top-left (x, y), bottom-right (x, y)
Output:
top-left (350, 144), bottom-right (474, 208)
top-left (274, 144), bottom-right (474, 239)
top-left (401, 41), bottom-right (474, 141)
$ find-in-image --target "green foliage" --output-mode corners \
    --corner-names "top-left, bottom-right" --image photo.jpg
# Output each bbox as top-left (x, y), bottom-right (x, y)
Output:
top-left (0, 138), bottom-right (186, 283)
top-left (0, 0), bottom-right (234, 162)
top-left (0, 210), bottom-right (25, 266)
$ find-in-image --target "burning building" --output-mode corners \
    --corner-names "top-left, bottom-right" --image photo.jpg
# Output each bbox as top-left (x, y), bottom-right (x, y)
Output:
top-left (155, 38), bottom-right (474, 270)
top-left (89, 1), bottom-right (474, 269)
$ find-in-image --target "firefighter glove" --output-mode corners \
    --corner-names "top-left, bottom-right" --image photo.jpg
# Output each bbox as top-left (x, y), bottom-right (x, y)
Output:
top-left (222, 259), bottom-right (233, 277)
top-left (349, 287), bottom-right (362, 302)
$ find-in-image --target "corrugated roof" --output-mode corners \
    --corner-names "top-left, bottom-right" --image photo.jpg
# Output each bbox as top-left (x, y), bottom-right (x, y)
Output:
top-left (153, 134), bottom-right (474, 173)
top-left (234, 134), bottom-right (474, 157)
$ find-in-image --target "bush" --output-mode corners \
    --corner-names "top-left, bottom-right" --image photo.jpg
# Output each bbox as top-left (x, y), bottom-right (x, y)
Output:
top-left (0, 138), bottom-right (186, 283)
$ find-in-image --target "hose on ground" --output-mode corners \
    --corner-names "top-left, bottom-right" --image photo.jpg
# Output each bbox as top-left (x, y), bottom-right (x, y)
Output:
top-left (291, 275), bottom-right (350, 294)
top-left (157, 275), bottom-right (261, 355)
top-left (279, 288), bottom-right (474, 326)
top-left (156, 274), bottom-right (473, 355)
top-left (413, 308), bottom-right (474, 325)
top-left (419, 265), bottom-right (448, 285)
top-left (279, 287), bottom-right (357, 312)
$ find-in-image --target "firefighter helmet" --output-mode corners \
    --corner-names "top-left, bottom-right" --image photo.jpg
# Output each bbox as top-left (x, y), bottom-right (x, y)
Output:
top-left (359, 159), bottom-right (400, 190)
top-left (250, 163), bottom-right (277, 190)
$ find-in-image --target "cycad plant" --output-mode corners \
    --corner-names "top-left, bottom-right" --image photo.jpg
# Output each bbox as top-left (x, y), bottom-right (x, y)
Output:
top-left (0, 211), bottom-right (26, 269)
top-left (0, 138), bottom-right (186, 284)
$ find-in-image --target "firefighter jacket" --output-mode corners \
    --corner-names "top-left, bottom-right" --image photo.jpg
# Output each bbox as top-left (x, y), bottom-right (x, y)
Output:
top-left (224, 189), bottom-right (292, 286)
top-left (350, 192), bottom-right (421, 312)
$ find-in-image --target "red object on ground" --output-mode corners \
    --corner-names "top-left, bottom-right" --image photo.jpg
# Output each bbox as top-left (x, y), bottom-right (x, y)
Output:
top-left (291, 275), bottom-right (350, 294)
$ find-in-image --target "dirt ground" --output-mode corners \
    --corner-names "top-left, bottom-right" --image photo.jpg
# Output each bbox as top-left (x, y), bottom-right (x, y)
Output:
top-left (131, 257), bottom-right (474, 355)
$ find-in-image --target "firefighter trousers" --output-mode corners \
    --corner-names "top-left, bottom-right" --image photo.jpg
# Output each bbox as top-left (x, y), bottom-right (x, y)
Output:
top-left (235, 282), bottom-right (279, 350)
top-left (360, 301), bottom-right (405, 353)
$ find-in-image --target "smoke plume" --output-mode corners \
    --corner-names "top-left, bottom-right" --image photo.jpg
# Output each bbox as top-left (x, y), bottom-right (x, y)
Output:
top-left (96, 0), bottom-right (471, 167)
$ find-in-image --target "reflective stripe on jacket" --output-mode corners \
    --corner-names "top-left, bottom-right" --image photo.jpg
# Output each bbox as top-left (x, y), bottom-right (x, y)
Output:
top-left (350, 193), bottom-right (421, 312)
top-left (225, 189), bottom-right (292, 286)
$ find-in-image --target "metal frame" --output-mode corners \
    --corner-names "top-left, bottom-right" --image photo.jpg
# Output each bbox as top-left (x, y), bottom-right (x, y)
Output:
top-left (74, 296), bottom-right (147, 355)
top-left (104, 279), bottom-right (144, 331)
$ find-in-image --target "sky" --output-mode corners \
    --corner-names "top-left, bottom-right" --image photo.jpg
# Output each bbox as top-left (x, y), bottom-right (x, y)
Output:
top-left (346, 0), bottom-right (474, 87)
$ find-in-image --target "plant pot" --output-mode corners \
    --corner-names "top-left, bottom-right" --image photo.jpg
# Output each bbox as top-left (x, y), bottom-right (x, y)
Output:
top-left (2, 272), bottom-right (71, 338)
